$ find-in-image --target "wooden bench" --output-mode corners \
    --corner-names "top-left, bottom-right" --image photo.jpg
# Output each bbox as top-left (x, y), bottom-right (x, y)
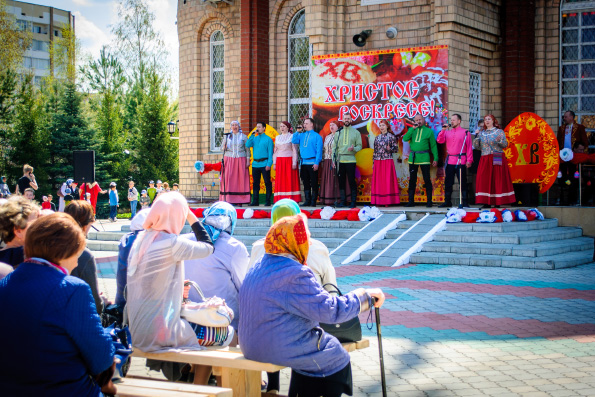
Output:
top-left (132, 339), bottom-right (370, 397)
top-left (114, 376), bottom-right (232, 397)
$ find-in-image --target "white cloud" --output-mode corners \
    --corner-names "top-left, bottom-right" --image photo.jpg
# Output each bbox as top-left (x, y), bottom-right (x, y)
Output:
top-left (72, 0), bottom-right (93, 6)
top-left (72, 11), bottom-right (110, 59)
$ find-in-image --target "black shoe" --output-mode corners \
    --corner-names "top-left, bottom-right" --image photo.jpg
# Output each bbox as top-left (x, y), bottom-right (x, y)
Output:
top-left (337, 190), bottom-right (346, 208)
top-left (405, 201), bottom-right (415, 207)
top-left (438, 202), bottom-right (452, 208)
top-left (311, 190), bottom-right (318, 208)
top-left (426, 202), bottom-right (433, 208)
top-left (249, 201), bottom-right (259, 207)
top-left (302, 191), bottom-right (311, 207)
top-left (481, 204), bottom-right (490, 209)
top-left (350, 188), bottom-right (357, 209)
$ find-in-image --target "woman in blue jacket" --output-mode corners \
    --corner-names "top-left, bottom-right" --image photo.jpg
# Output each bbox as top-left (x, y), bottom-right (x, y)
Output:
top-left (239, 214), bottom-right (384, 396)
top-left (0, 213), bottom-right (116, 396)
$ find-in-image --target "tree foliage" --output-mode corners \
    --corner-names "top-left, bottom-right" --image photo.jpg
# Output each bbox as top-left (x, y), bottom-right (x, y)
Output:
top-left (0, 0), bottom-right (31, 73)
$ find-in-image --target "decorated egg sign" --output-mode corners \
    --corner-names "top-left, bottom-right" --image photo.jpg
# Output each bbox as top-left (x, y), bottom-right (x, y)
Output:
top-left (503, 112), bottom-right (559, 193)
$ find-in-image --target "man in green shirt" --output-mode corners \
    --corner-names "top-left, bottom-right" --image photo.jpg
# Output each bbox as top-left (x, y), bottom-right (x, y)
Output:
top-left (403, 114), bottom-right (438, 207)
top-left (332, 114), bottom-right (362, 208)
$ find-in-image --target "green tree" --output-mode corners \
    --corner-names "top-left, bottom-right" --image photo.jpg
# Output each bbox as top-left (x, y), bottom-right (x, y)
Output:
top-left (134, 71), bottom-right (178, 185)
top-left (7, 75), bottom-right (50, 194)
top-left (0, 0), bottom-right (31, 73)
top-left (47, 81), bottom-right (105, 188)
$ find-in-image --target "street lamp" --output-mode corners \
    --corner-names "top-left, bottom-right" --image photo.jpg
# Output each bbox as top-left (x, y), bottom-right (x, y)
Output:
top-left (167, 120), bottom-right (179, 140)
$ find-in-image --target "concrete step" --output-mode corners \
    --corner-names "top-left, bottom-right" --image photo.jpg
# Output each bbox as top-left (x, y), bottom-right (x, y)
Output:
top-left (421, 237), bottom-right (593, 257)
top-left (444, 218), bottom-right (559, 232)
top-left (409, 249), bottom-right (594, 270)
top-left (119, 219), bottom-right (368, 233)
top-left (87, 240), bottom-right (120, 251)
top-left (433, 227), bottom-right (583, 245)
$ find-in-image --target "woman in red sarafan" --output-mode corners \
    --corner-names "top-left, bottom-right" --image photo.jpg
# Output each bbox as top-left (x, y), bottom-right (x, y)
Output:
top-left (473, 114), bottom-right (516, 207)
top-left (272, 121), bottom-right (301, 203)
top-left (79, 181), bottom-right (107, 214)
top-left (371, 119), bottom-right (400, 206)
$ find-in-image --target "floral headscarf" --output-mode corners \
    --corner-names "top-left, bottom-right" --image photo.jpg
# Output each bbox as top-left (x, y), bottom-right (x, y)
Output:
top-left (230, 120), bottom-right (243, 134)
top-left (264, 214), bottom-right (309, 266)
top-left (202, 201), bottom-right (237, 242)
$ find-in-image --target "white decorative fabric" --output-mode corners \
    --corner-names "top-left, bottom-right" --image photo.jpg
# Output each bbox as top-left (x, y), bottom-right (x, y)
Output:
top-left (320, 206), bottom-right (336, 220)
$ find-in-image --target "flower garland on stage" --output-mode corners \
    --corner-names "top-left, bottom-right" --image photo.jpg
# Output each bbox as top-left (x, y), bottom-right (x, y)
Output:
top-left (445, 207), bottom-right (545, 224)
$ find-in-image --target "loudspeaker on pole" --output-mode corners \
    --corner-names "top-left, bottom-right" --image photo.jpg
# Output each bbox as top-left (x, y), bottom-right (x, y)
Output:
top-left (73, 150), bottom-right (95, 183)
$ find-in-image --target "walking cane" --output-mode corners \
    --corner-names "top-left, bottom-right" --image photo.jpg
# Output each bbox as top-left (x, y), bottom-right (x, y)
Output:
top-left (374, 299), bottom-right (388, 397)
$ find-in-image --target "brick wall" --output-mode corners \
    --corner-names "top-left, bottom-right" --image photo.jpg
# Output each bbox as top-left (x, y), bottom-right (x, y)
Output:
top-left (177, 0), bottom-right (560, 200)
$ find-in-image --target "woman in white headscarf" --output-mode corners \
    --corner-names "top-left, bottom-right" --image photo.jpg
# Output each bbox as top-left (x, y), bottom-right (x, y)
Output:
top-left (220, 121), bottom-right (251, 205)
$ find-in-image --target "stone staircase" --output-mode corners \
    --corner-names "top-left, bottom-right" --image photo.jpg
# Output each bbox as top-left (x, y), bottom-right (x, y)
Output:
top-left (409, 218), bottom-right (594, 269)
top-left (87, 219), bottom-right (370, 256)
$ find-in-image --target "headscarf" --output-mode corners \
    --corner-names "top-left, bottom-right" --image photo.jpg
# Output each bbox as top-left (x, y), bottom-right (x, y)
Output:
top-left (202, 201), bottom-right (237, 242)
top-left (264, 214), bottom-right (310, 265)
top-left (130, 208), bottom-right (150, 232)
top-left (130, 192), bottom-right (189, 270)
top-left (281, 121), bottom-right (292, 133)
top-left (142, 192), bottom-right (188, 234)
top-left (271, 199), bottom-right (300, 226)
top-left (230, 120), bottom-right (243, 135)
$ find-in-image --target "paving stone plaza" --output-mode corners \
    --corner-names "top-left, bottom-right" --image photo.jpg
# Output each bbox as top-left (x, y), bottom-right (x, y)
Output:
top-left (93, 215), bottom-right (595, 397)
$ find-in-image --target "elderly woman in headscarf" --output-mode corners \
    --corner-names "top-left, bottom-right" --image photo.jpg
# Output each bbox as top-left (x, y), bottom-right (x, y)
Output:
top-left (184, 202), bottom-right (249, 331)
top-left (240, 214), bottom-right (385, 397)
top-left (249, 199), bottom-right (337, 289)
top-left (220, 120), bottom-right (251, 205)
top-left (126, 192), bottom-right (214, 353)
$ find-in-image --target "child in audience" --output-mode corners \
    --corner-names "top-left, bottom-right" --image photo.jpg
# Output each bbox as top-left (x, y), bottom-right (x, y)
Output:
top-left (139, 190), bottom-right (150, 209)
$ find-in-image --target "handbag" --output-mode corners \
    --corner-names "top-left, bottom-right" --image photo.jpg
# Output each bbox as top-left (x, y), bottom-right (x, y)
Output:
top-left (180, 281), bottom-right (234, 328)
top-left (319, 283), bottom-right (362, 343)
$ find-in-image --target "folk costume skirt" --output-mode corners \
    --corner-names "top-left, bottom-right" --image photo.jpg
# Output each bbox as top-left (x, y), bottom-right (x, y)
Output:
top-left (371, 159), bottom-right (400, 205)
top-left (220, 156), bottom-right (251, 204)
top-left (273, 156), bottom-right (301, 203)
top-left (319, 159), bottom-right (352, 205)
top-left (475, 154), bottom-right (516, 205)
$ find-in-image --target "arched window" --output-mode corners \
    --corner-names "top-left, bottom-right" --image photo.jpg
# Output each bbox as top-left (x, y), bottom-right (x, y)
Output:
top-left (560, 0), bottom-right (595, 142)
top-left (210, 31), bottom-right (225, 151)
top-left (288, 10), bottom-right (310, 128)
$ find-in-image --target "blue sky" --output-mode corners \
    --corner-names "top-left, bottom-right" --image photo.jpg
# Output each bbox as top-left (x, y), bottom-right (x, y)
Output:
top-left (32, 0), bottom-right (179, 88)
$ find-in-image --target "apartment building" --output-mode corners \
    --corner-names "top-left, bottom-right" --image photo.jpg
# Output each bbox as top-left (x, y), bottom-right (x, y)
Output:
top-left (5, 0), bottom-right (74, 83)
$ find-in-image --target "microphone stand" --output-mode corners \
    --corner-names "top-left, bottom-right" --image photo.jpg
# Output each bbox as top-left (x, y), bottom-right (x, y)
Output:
top-left (455, 130), bottom-right (469, 209)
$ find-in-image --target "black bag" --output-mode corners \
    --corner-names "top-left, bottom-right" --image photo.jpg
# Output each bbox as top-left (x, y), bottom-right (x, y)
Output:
top-left (319, 283), bottom-right (362, 343)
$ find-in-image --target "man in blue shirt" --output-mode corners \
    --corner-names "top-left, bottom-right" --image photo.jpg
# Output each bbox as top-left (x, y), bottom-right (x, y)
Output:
top-left (246, 122), bottom-right (274, 206)
top-left (292, 118), bottom-right (323, 206)
top-left (109, 182), bottom-right (119, 222)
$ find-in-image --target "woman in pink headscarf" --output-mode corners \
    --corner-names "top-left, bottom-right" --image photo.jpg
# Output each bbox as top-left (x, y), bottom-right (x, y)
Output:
top-left (126, 192), bottom-right (214, 353)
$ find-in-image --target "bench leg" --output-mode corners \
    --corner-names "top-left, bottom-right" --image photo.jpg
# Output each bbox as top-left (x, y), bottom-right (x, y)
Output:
top-left (219, 367), bottom-right (261, 397)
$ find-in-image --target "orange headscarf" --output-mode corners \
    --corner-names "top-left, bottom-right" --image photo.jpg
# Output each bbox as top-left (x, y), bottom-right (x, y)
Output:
top-left (264, 214), bottom-right (310, 265)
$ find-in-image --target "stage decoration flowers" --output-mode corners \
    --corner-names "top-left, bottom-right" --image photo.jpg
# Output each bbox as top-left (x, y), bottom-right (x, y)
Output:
top-left (560, 148), bottom-right (574, 163)
top-left (320, 206), bottom-right (336, 220)
top-left (477, 210), bottom-right (496, 223)
top-left (445, 208), bottom-right (466, 223)
top-left (194, 161), bottom-right (205, 173)
top-left (243, 208), bottom-right (254, 219)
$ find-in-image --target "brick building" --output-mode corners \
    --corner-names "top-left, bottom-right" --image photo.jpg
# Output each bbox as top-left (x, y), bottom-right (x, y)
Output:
top-left (177, 0), bottom-right (584, 200)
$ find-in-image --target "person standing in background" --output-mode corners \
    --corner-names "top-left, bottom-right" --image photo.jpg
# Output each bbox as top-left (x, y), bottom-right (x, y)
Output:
top-left (139, 190), bottom-right (151, 210)
top-left (147, 181), bottom-right (157, 204)
top-left (79, 181), bottom-right (107, 215)
top-left (473, 114), bottom-right (516, 208)
top-left (437, 114), bottom-right (473, 208)
top-left (557, 111), bottom-right (589, 205)
top-left (47, 194), bottom-right (56, 211)
top-left (292, 118), bottom-right (323, 207)
top-left (108, 182), bottom-right (119, 222)
top-left (371, 119), bottom-right (400, 206)
top-left (319, 120), bottom-right (347, 206)
top-left (273, 121), bottom-right (301, 203)
top-left (0, 176), bottom-right (10, 197)
top-left (332, 114), bottom-right (362, 208)
top-left (16, 164), bottom-right (38, 195)
top-left (246, 122), bottom-right (274, 206)
top-left (128, 181), bottom-right (138, 219)
top-left (403, 114), bottom-right (438, 207)
top-left (220, 120), bottom-right (251, 205)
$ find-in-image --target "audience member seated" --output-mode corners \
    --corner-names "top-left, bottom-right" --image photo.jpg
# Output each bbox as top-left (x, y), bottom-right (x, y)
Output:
top-left (65, 200), bottom-right (104, 314)
top-left (115, 208), bottom-right (150, 306)
top-left (0, 213), bottom-right (117, 396)
top-left (0, 195), bottom-right (39, 268)
top-left (126, 192), bottom-right (214, 353)
top-left (239, 214), bottom-right (385, 397)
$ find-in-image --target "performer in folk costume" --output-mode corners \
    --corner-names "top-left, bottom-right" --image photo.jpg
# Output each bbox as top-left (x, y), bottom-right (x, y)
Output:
top-left (79, 181), bottom-right (107, 215)
top-left (403, 114), bottom-right (438, 207)
top-left (557, 110), bottom-right (589, 206)
top-left (220, 120), bottom-right (251, 205)
top-left (292, 118), bottom-right (323, 207)
top-left (473, 114), bottom-right (516, 207)
top-left (246, 122), bottom-right (274, 206)
top-left (332, 114), bottom-right (362, 208)
top-left (437, 114), bottom-right (473, 207)
top-left (319, 119), bottom-right (350, 206)
top-left (371, 119), bottom-right (400, 206)
top-left (272, 121), bottom-right (301, 203)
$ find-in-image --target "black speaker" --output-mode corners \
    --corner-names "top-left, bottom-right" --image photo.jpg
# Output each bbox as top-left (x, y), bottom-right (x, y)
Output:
top-left (513, 183), bottom-right (539, 207)
top-left (73, 150), bottom-right (95, 183)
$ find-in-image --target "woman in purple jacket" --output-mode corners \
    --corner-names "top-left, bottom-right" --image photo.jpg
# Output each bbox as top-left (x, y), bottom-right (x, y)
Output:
top-left (239, 214), bottom-right (384, 397)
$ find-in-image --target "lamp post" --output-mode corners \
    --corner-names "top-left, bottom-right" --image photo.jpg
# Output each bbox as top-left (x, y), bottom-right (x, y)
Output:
top-left (167, 120), bottom-right (179, 140)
